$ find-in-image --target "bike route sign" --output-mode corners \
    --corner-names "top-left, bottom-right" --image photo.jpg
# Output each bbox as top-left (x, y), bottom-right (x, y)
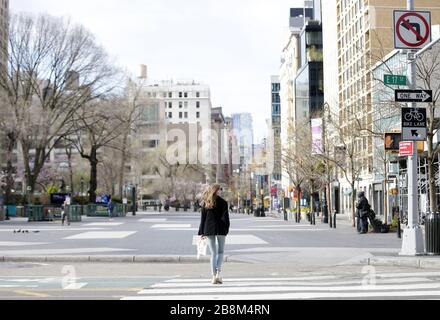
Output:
top-left (394, 10), bottom-right (431, 50)
top-left (402, 107), bottom-right (427, 141)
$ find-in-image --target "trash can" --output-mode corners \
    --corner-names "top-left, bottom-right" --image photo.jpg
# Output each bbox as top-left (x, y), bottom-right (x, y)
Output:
top-left (425, 212), bottom-right (440, 255)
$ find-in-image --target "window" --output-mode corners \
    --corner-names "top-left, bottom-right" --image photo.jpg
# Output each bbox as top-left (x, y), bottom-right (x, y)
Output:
top-left (184, 92), bottom-right (188, 98)
top-left (184, 112), bottom-right (188, 119)
top-left (179, 102), bottom-right (183, 108)
top-left (179, 92), bottom-right (183, 98)
top-left (179, 112), bottom-right (183, 119)
top-left (169, 102), bottom-right (173, 108)
top-left (196, 92), bottom-right (200, 98)
top-left (184, 101), bottom-right (188, 108)
top-left (143, 140), bottom-right (159, 148)
top-left (168, 92), bottom-right (172, 98)
top-left (196, 112), bottom-right (200, 119)
top-left (168, 112), bottom-right (172, 118)
top-left (196, 101), bottom-right (200, 108)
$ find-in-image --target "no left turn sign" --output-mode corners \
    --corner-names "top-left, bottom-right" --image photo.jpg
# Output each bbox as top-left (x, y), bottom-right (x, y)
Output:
top-left (394, 10), bottom-right (431, 50)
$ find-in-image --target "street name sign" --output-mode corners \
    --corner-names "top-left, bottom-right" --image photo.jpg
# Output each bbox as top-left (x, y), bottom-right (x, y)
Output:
top-left (400, 142), bottom-right (413, 157)
top-left (394, 10), bottom-right (431, 50)
top-left (401, 107), bottom-right (427, 141)
top-left (384, 74), bottom-right (407, 86)
top-left (395, 90), bottom-right (432, 103)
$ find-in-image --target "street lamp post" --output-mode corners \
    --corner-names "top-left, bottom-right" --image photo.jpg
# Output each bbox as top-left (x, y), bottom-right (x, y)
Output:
top-left (26, 186), bottom-right (32, 206)
top-left (130, 184), bottom-right (136, 216)
top-left (80, 178), bottom-right (84, 197)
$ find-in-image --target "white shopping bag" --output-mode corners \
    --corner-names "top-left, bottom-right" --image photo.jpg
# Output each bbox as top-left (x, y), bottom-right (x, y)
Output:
top-left (197, 237), bottom-right (208, 260)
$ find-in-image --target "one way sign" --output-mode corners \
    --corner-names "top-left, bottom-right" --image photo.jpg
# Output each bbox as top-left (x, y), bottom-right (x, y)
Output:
top-left (395, 90), bottom-right (433, 103)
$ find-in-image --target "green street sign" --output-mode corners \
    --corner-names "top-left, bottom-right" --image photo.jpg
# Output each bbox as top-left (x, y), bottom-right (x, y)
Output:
top-left (384, 74), bottom-right (407, 86)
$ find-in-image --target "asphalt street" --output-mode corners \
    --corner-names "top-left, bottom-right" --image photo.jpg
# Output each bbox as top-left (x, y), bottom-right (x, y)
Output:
top-left (0, 211), bottom-right (439, 300)
top-left (0, 211), bottom-right (403, 266)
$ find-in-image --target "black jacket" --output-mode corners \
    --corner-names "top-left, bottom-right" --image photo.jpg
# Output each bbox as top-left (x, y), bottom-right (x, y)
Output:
top-left (356, 196), bottom-right (370, 218)
top-left (198, 196), bottom-right (230, 236)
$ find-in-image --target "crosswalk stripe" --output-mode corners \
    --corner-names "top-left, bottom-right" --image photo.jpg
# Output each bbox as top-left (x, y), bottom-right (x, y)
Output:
top-left (152, 278), bottom-right (431, 288)
top-left (138, 282), bottom-right (440, 295)
top-left (121, 272), bottom-right (440, 300)
top-left (123, 291), bottom-right (440, 300)
top-left (166, 276), bottom-right (339, 282)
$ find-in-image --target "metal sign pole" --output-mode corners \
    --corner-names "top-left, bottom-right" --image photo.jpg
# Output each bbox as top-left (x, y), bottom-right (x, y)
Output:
top-left (400, 0), bottom-right (425, 256)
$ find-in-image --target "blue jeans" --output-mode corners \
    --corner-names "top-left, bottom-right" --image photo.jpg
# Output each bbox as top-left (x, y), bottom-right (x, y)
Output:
top-left (206, 236), bottom-right (226, 276)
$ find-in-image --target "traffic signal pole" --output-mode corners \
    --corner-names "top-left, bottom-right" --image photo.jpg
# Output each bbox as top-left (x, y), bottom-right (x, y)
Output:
top-left (400, 0), bottom-right (425, 256)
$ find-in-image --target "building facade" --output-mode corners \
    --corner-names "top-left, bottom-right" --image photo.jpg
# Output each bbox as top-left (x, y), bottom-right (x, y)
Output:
top-left (129, 80), bottom-right (213, 195)
top-left (231, 113), bottom-right (254, 170)
top-left (270, 76), bottom-right (282, 209)
top-left (329, 0), bottom-right (440, 218)
top-left (280, 1), bottom-right (314, 198)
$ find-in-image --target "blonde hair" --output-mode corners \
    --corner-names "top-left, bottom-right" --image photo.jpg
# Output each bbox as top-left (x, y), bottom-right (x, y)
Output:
top-left (201, 184), bottom-right (221, 209)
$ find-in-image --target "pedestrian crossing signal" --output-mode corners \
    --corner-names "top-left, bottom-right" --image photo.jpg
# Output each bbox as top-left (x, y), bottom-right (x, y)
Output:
top-left (384, 132), bottom-right (402, 153)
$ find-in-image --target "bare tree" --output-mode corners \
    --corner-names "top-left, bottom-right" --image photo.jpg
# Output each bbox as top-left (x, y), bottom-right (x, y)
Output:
top-left (68, 97), bottom-right (126, 203)
top-left (416, 44), bottom-right (440, 213)
top-left (319, 103), bottom-right (366, 227)
top-left (0, 13), bottom-right (118, 196)
top-left (115, 78), bottom-right (146, 198)
top-left (282, 122), bottom-right (324, 220)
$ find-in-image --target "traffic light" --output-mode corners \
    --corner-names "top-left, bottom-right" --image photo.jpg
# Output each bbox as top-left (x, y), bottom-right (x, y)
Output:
top-left (384, 132), bottom-right (402, 153)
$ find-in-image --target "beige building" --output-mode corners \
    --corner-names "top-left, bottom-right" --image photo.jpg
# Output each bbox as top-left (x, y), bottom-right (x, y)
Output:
top-left (326, 0), bottom-right (440, 217)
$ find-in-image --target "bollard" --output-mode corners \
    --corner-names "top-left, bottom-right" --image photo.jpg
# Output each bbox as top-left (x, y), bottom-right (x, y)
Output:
top-left (333, 211), bottom-right (337, 229)
top-left (284, 210), bottom-right (288, 221)
top-left (425, 211), bottom-right (440, 255)
top-left (397, 213), bottom-right (402, 239)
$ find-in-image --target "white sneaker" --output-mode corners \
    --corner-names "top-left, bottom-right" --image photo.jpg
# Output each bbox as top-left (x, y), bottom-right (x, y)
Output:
top-left (211, 276), bottom-right (217, 284)
top-left (216, 271), bottom-right (223, 284)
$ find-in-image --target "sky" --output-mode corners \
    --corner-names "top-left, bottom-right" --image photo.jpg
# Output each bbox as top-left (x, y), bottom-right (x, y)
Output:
top-left (11, 0), bottom-right (303, 142)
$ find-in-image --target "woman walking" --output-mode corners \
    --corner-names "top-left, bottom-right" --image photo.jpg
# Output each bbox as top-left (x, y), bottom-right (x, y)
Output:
top-left (198, 184), bottom-right (230, 285)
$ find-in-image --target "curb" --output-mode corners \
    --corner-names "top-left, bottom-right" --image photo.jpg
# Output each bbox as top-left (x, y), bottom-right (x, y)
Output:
top-left (347, 256), bottom-right (440, 269)
top-left (0, 255), bottom-right (250, 264)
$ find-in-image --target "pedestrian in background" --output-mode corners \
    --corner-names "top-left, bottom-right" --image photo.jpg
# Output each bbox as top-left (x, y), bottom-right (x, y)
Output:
top-left (356, 191), bottom-right (370, 234)
top-left (198, 184), bottom-right (230, 285)
top-left (108, 196), bottom-right (115, 221)
top-left (61, 198), bottom-right (70, 226)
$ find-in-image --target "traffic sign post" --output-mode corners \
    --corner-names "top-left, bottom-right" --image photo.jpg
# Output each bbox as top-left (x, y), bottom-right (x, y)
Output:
top-left (401, 107), bottom-right (427, 141)
top-left (394, 10), bottom-right (431, 50)
top-left (399, 142), bottom-right (413, 157)
top-left (395, 89), bottom-right (432, 103)
top-left (384, 74), bottom-right (407, 86)
top-left (398, 1), bottom-right (426, 257)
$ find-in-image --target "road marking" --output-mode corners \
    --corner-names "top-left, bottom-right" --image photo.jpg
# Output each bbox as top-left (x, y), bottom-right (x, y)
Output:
top-left (13, 290), bottom-right (50, 298)
top-left (192, 235), bottom-right (267, 245)
top-left (122, 273), bottom-right (440, 300)
top-left (85, 223), bottom-right (124, 227)
top-left (63, 283), bottom-right (88, 290)
top-left (138, 219), bottom-right (168, 223)
top-left (64, 232), bottom-right (136, 240)
top-left (151, 224), bottom-right (191, 228)
top-left (153, 277), bottom-right (431, 288)
top-left (138, 282), bottom-right (440, 295)
top-left (0, 248), bottom-right (136, 255)
top-left (124, 291), bottom-right (440, 300)
top-left (0, 242), bottom-right (50, 247)
top-left (0, 228), bottom-right (105, 232)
